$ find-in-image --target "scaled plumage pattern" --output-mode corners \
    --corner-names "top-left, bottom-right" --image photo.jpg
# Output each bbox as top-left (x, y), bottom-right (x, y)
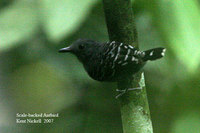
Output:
top-left (59, 39), bottom-right (166, 82)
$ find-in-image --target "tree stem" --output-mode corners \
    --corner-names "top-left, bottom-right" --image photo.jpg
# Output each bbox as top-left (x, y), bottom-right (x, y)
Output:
top-left (102, 0), bottom-right (153, 133)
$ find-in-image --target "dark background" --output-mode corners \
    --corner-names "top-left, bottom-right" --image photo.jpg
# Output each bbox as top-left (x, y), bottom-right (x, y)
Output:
top-left (0, 0), bottom-right (200, 133)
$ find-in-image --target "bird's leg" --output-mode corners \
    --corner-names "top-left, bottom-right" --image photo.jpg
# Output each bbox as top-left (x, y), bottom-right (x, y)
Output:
top-left (127, 87), bottom-right (142, 91)
top-left (115, 89), bottom-right (126, 99)
top-left (115, 87), bottom-right (142, 99)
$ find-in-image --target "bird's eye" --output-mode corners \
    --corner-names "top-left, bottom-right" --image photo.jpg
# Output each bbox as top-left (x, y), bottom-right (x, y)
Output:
top-left (78, 44), bottom-right (85, 50)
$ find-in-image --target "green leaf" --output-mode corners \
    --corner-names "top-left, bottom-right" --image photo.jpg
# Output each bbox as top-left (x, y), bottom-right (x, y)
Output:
top-left (9, 62), bottom-right (79, 112)
top-left (40, 0), bottom-right (98, 42)
top-left (150, 0), bottom-right (200, 73)
top-left (171, 111), bottom-right (200, 133)
top-left (0, 0), bottom-right (38, 51)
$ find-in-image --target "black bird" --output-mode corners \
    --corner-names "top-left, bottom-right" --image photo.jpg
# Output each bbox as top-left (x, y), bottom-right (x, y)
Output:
top-left (59, 39), bottom-right (166, 83)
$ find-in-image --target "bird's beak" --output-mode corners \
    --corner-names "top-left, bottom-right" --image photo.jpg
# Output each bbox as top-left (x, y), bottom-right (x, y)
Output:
top-left (58, 47), bottom-right (72, 53)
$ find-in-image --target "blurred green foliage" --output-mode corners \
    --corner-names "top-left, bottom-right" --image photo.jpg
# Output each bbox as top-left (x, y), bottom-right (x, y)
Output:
top-left (0, 0), bottom-right (200, 133)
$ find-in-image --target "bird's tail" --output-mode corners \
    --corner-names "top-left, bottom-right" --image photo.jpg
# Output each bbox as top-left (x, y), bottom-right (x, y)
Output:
top-left (142, 47), bottom-right (166, 61)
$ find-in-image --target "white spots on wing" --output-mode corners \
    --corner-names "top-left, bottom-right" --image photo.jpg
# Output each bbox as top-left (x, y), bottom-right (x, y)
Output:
top-left (118, 61), bottom-right (122, 64)
top-left (108, 43), bottom-right (117, 57)
top-left (113, 46), bottom-right (121, 62)
top-left (118, 46), bottom-right (121, 53)
top-left (131, 56), bottom-right (135, 61)
top-left (131, 56), bottom-right (139, 63)
top-left (122, 62), bottom-right (128, 66)
top-left (124, 46), bottom-right (128, 49)
top-left (110, 45), bottom-right (116, 52)
top-left (134, 50), bottom-right (142, 55)
top-left (137, 51), bottom-right (141, 55)
top-left (114, 53), bottom-right (119, 62)
top-left (134, 50), bottom-right (137, 55)
top-left (127, 49), bottom-right (131, 55)
top-left (141, 52), bottom-right (145, 57)
top-left (124, 55), bottom-right (128, 61)
top-left (120, 43), bottom-right (123, 47)
top-left (128, 45), bottom-right (134, 49)
top-left (124, 49), bottom-right (130, 61)
top-left (150, 51), bottom-right (154, 56)
top-left (110, 41), bottom-right (115, 46)
top-left (161, 48), bottom-right (166, 56)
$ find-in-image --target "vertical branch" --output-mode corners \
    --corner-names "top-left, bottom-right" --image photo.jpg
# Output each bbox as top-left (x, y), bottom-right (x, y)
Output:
top-left (102, 0), bottom-right (153, 133)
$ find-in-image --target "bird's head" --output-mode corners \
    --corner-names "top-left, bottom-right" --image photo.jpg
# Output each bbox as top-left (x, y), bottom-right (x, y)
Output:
top-left (59, 39), bottom-right (99, 63)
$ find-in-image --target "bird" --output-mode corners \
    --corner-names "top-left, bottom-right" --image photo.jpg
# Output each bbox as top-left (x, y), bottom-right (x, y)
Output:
top-left (59, 39), bottom-right (166, 98)
top-left (59, 39), bottom-right (166, 83)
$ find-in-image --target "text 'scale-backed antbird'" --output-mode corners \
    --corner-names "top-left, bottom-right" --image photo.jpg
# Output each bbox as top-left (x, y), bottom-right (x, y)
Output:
top-left (59, 39), bottom-right (166, 98)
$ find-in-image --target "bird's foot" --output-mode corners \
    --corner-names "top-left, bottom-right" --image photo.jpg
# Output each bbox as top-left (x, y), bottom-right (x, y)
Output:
top-left (115, 87), bottom-right (142, 99)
